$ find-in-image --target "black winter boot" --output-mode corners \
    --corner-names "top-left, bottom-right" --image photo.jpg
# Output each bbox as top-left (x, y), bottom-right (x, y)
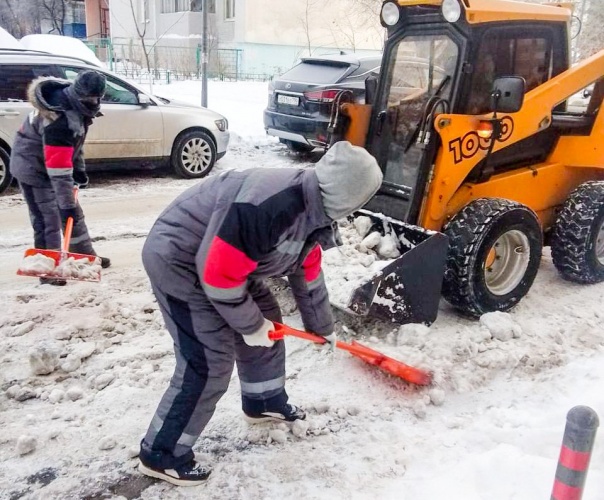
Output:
top-left (138, 458), bottom-right (211, 486)
top-left (243, 403), bottom-right (306, 423)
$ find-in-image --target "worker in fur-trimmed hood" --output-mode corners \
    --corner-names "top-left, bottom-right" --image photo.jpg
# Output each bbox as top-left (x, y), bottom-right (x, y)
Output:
top-left (137, 140), bottom-right (383, 486)
top-left (10, 70), bottom-right (111, 285)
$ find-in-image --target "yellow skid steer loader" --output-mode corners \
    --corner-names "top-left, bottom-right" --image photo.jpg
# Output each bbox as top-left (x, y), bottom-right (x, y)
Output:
top-left (329, 0), bottom-right (604, 324)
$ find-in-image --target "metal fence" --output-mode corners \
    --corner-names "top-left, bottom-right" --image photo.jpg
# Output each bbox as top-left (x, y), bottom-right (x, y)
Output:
top-left (83, 38), bottom-right (272, 83)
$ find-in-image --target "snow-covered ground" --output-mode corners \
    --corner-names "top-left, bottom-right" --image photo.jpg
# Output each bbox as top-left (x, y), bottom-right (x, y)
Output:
top-left (1, 80), bottom-right (603, 500)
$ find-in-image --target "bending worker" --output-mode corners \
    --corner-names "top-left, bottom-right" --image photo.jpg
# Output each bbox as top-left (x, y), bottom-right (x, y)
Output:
top-left (138, 141), bottom-right (383, 486)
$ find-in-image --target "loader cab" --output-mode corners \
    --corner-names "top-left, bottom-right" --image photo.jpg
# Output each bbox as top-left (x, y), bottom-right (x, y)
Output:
top-left (365, 0), bottom-right (569, 225)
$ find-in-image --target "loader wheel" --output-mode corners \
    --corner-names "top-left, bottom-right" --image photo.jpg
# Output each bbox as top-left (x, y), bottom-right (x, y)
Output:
top-left (442, 198), bottom-right (543, 317)
top-left (171, 130), bottom-right (216, 179)
top-left (551, 181), bottom-right (604, 283)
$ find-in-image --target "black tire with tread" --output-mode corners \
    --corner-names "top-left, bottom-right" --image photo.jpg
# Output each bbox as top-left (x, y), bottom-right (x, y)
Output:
top-left (171, 130), bottom-right (216, 179)
top-left (442, 198), bottom-right (543, 317)
top-left (551, 181), bottom-right (604, 283)
top-left (0, 145), bottom-right (12, 194)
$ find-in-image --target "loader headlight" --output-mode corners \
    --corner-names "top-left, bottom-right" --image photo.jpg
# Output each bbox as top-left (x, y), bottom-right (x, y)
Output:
top-left (442, 0), bottom-right (461, 23)
top-left (381, 2), bottom-right (400, 26)
top-left (215, 118), bottom-right (228, 132)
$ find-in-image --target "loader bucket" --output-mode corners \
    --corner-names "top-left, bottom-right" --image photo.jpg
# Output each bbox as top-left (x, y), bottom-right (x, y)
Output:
top-left (345, 210), bottom-right (448, 325)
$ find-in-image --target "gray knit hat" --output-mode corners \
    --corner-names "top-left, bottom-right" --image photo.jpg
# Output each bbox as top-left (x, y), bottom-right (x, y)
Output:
top-left (73, 70), bottom-right (106, 99)
top-left (314, 141), bottom-right (383, 221)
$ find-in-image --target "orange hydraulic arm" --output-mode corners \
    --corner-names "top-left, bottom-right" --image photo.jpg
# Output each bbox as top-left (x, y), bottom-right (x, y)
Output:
top-left (423, 49), bottom-right (604, 229)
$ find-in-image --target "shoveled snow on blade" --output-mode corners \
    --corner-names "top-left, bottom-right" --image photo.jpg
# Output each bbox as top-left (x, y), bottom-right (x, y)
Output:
top-left (18, 254), bottom-right (56, 274)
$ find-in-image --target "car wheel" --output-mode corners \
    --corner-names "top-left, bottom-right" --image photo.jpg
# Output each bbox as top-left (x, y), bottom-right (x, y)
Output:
top-left (171, 130), bottom-right (217, 179)
top-left (551, 181), bottom-right (604, 283)
top-left (0, 145), bottom-right (12, 194)
top-left (442, 198), bottom-right (543, 317)
top-left (284, 140), bottom-right (314, 153)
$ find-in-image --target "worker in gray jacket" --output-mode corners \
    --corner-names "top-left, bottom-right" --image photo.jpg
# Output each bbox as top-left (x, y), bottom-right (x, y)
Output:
top-left (10, 71), bottom-right (110, 286)
top-left (138, 141), bottom-right (383, 486)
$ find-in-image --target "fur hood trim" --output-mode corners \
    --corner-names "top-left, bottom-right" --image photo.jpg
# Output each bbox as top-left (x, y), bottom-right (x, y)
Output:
top-left (27, 76), bottom-right (71, 120)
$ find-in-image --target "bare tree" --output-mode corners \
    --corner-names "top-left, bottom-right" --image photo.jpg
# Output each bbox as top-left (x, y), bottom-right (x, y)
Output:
top-left (575, 0), bottom-right (604, 60)
top-left (41, 0), bottom-right (67, 35)
top-left (328, 11), bottom-right (360, 53)
top-left (0, 0), bottom-right (42, 38)
top-left (128, 0), bottom-right (153, 80)
top-left (348, 0), bottom-right (384, 42)
top-left (299, 0), bottom-right (318, 57)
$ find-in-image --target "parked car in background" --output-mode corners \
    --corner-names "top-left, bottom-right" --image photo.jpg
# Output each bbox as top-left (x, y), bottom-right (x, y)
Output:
top-left (0, 48), bottom-right (229, 194)
top-left (263, 53), bottom-right (381, 152)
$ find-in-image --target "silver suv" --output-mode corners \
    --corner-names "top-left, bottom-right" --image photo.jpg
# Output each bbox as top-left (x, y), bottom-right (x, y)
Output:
top-left (0, 48), bottom-right (230, 193)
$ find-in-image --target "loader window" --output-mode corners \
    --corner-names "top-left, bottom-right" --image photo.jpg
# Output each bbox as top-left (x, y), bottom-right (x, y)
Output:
top-left (467, 30), bottom-right (552, 115)
top-left (381, 35), bottom-right (459, 192)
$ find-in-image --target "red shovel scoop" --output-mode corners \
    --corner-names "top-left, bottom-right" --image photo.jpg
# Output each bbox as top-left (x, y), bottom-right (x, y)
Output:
top-left (17, 187), bottom-right (102, 282)
top-left (269, 322), bottom-right (432, 386)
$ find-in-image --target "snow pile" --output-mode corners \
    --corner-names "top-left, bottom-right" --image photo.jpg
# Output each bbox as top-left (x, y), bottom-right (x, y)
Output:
top-left (18, 254), bottom-right (101, 281)
top-left (20, 34), bottom-right (103, 68)
top-left (18, 254), bottom-right (56, 275)
top-left (0, 27), bottom-right (23, 49)
top-left (55, 256), bottom-right (102, 281)
top-left (323, 216), bottom-right (399, 307)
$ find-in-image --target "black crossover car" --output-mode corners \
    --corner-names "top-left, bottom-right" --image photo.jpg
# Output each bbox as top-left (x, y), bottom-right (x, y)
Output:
top-left (263, 53), bottom-right (381, 152)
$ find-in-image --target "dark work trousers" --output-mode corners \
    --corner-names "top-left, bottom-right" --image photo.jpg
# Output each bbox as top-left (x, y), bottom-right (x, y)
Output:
top-left (139, 279), bottom-right (286, 470)
top-left (19, 181), bottom-right (95, 254)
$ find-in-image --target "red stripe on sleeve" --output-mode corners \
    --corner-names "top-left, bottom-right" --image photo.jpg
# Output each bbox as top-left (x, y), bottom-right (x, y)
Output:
top-left (203, 236), bottom-right (258, 288)
top-left (44, 145), bottom-right (74, 168)
top-left (552, 480), bottom-right (583, 500)
top-left (559, 445), bottom-right (591, 472)
top-left (302, 245), bottom-right (322, 282)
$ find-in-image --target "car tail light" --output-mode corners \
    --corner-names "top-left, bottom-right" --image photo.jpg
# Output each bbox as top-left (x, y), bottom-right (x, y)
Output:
top-left (303, 89), bottom-right (340, 103)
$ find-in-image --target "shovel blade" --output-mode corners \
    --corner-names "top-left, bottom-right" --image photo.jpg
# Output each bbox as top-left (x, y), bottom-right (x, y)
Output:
top-left (271, 322), bottom-right (431, 386)
top-left (17, 248), bottom-right (102, 282)
top-left (350, 340), bottom-right (432, 386)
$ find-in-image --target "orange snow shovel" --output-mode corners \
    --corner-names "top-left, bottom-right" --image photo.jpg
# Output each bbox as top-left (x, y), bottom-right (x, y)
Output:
top-left (269, 322), bottom-right (432, 386)
top-left (17, 187), bottom-right (102, 282)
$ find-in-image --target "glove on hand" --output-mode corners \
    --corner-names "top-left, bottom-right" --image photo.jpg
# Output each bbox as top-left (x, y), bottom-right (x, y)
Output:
top-left (59, 206), bottom-right (79, 221)
top-left (73, 170), bottom-right (89, 188)
top-left (321, 332), bottom-right (337, 353)
top-left (242, 318), bottom-right (275, 348)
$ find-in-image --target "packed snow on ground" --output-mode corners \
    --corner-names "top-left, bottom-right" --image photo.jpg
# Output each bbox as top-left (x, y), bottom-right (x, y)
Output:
top-left (1, 80), bottom-right (604, 500)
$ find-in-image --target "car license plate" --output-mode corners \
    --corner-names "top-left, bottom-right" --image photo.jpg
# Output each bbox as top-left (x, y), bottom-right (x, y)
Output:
top-left (277, 94), bottom-right (299, 106)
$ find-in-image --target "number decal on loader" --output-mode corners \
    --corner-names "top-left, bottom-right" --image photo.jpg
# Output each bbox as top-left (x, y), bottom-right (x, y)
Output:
top-left (448, 116), bottom-right (514, 164)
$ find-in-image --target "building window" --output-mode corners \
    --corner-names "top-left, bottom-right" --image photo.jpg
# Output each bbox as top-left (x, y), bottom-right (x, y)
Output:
top-left (72, 2), bottom-right (86, 24)
top-left (225, 0), bottom-right (235, 19)
top-left (160, 0), bottom-right (191, 13)
top-left (161, 0), bottom-right (214, 13)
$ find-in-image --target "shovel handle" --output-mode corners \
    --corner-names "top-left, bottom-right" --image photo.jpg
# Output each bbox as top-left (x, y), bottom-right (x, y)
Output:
top-left (269, 323), bottom-right (326, 343)
top-left (62, 187), bottom-right (79, 255)
top-left (270, 322), bottom-right (384, 360)
top-left (62, 217), bottom-right (74, 253)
